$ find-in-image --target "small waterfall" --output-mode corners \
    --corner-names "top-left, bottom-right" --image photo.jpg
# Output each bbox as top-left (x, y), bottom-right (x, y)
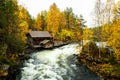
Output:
top-left (17, 44), bottom-right (102, 80)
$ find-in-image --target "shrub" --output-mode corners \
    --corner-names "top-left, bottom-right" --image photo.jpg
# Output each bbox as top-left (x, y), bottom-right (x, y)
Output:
top-left (81, 41), bottom-right (99, 59)
top-left (0, 55), bottom-right (9, 64)
top-left (100, 47), bottom-right (109, 58)
top-left (6, 34), bottom-right (25, 54)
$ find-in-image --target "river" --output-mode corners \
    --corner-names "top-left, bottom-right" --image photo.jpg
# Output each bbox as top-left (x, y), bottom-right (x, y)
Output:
top-left (16, 44), bottom-right (103, 80)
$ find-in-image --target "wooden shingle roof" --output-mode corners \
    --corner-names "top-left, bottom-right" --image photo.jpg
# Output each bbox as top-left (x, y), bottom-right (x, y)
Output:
top-left (29, 31), bottom-right (52, 38)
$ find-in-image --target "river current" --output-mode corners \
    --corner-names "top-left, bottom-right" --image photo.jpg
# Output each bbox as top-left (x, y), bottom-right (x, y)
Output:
top-left (17, 44), bottom-right (102, 80)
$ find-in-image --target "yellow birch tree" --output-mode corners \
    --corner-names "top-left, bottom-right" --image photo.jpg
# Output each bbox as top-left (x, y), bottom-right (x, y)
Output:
top-left (46, 3), bottom-right (62, 38)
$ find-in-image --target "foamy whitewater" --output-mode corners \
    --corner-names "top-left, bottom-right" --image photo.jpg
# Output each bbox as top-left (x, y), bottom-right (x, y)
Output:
top-left (17, 44), bottom-right (102, 80)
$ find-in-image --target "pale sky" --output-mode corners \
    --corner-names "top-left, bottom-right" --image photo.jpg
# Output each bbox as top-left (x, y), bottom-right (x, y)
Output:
top-left (18, 0), bottom-right (119, 27)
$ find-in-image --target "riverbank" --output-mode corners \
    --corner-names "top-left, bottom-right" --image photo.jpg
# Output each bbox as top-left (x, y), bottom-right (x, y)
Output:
top-left (0, 52), bottom-right (31, 80)
top-left (6, 54), bottom-right (31, 80)
top-left (25, 41), bottom-right (70, 53)
top-left (78, 41), bottom-right (120, 80)
top-left (78, 55), bottom-right (120, 80)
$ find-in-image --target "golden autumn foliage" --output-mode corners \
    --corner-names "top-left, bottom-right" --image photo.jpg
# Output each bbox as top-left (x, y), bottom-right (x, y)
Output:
top-left (46, 3), bottom-right (62, 38)
top-left (0, 0), bottom-right (26, 66)
top-left (26, 3), bottom-right (84, 41)
top-left (101, 24), bottom-right (111, 41)
top-left (105, 1), bottom-right (120, 61)
top-left (1, 0), bottom-right (120, 79)
top-left (34, 13), bottom-right (42, 30)
top-left (58, 29), bottom-right (74, 41)
top-left (18, 6), bottom-right (29, 42)
top-left (107, 19), bottom-right (120, 61)
top-left (83, 28), bottom-right (93, 40)
top-left (58, 12), bottom-right (66, 32)
top-left (91, 0), bottom-right (120, 60)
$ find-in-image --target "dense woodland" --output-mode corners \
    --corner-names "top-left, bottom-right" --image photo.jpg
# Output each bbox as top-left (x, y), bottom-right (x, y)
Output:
top-left (0, 0), bottom-right (120, 79)
top-left (0, 0), bottom-right (86, 66)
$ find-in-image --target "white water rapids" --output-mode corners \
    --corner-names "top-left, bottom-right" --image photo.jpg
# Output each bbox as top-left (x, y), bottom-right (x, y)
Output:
top-left (18, 44), bottom-right (102, 80)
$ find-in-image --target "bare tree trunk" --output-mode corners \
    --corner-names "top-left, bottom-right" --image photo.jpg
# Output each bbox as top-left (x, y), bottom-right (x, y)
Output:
top-left (94, 0), bottom-right (102, 58)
